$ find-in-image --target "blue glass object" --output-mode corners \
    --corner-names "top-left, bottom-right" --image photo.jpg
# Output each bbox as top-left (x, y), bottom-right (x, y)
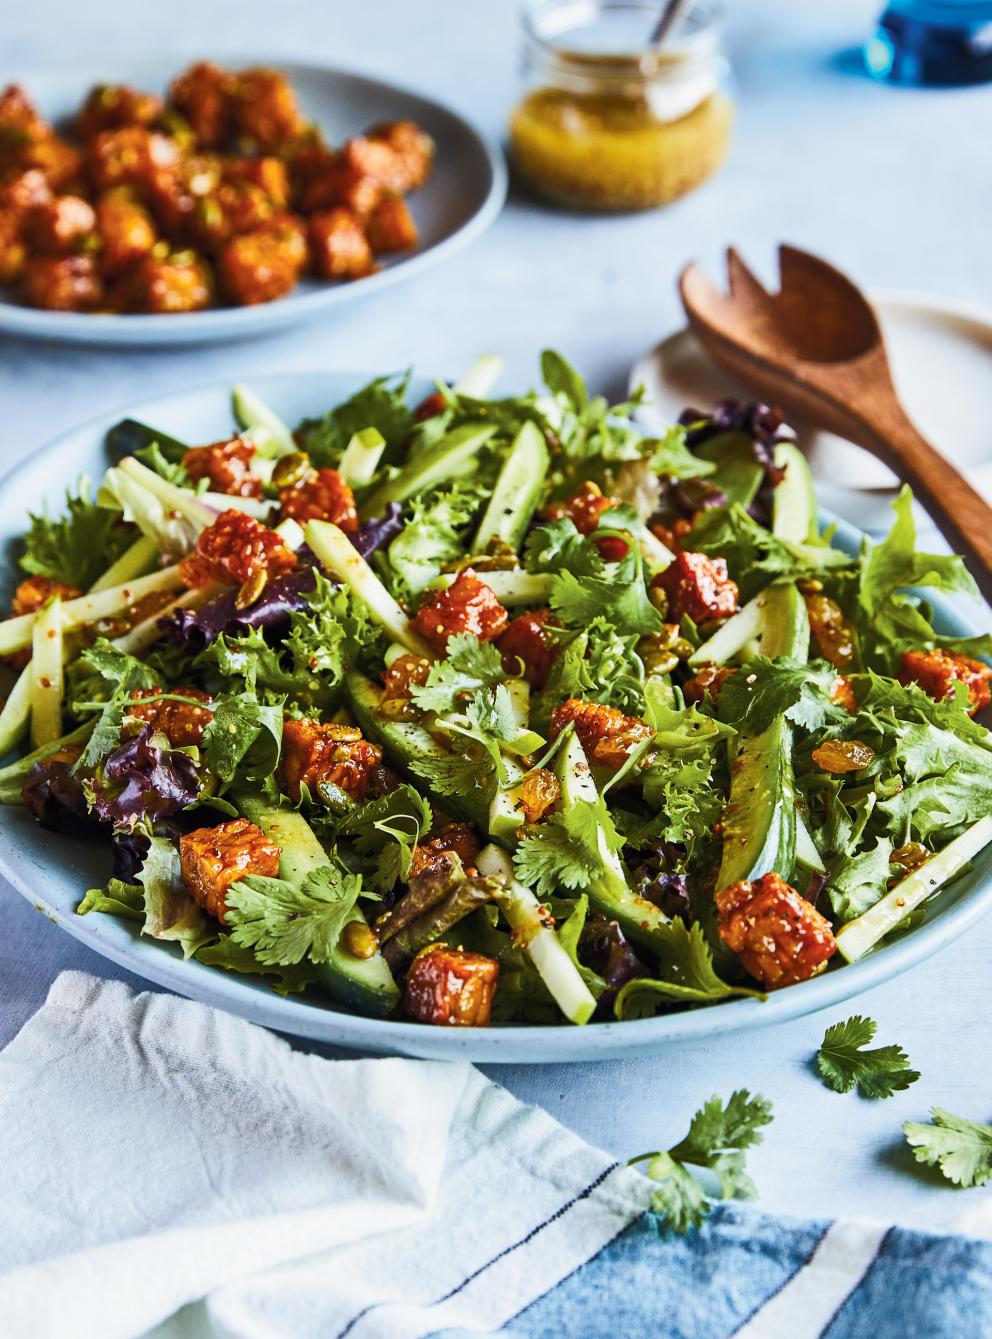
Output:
top-left (866, 0), bottom-right (992, 83)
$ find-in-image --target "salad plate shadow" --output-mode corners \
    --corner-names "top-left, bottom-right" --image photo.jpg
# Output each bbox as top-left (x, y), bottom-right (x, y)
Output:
top-left (1, 371), bottom-right (991, 1063)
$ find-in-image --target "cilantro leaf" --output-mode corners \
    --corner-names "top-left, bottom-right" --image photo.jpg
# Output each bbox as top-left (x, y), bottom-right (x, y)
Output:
top-left (513, 808), bottom-right (603, 897)
top-left (226, 865), bottom-right (364, 965)
top-left (550, 556), bottom-right (661, 639)
top-left (407, 744), bottom-right (492, 801)
top-left (903, 1108), bottom-right (992, 1187)
top-left (321, 784), bottom-right (431, 894)
top-left (817, 1015), bottom-right (920, 1098)
top-left (718, 657), bottom-right (846, 735)
top-left (635, 1090), bottom-right (774, 1233)
top-left (76, 639), bottom-right (160, 693)
top-left (410, 633), bottom-right (506, 713)
top-left (20, 480), bottom-right (133, 589)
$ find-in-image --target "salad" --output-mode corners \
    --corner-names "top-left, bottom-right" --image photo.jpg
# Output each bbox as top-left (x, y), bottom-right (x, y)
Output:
top-left (2, 352), bottom-right (991, 1029)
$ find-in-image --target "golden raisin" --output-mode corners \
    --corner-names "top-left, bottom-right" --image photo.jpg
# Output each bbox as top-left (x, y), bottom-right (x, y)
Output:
top-left (811, 739), bottom-right (875, 774)
top-left (804, 593), bottom-right (856, 669)
top-left (891, 842), bottom-right (930, 875)
top-left (517, 768), bottom-right (561, 823)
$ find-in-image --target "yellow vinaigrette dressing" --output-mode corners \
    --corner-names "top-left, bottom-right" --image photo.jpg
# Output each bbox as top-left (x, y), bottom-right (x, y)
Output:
top-left (511, 1), bottom-right (733, 211)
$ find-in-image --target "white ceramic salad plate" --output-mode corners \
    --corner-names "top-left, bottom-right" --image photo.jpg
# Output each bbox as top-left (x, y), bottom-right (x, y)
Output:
top-left (1, 370), bottom-right (991, 1062)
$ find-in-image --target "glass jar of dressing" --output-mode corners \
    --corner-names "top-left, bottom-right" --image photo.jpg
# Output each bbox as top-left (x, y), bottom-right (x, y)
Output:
top-left (510, 0), bottom-right (734, 211)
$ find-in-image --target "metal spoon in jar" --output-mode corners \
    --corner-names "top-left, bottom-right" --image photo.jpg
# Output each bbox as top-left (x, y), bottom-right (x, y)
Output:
top-left (649, 0), bottom-right (694, 46)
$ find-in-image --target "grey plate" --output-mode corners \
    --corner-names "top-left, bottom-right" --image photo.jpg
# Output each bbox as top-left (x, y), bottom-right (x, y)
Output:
top-left (2, 371), bottom-right (991, 1061)
top-left (0, 57), bottom-right (506, 346)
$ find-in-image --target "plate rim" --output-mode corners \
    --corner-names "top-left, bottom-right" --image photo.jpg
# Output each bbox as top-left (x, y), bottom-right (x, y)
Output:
top-left (0, 55), bottom-right (508, 346)
top-left (2, 369), bottom-right (991, 1062)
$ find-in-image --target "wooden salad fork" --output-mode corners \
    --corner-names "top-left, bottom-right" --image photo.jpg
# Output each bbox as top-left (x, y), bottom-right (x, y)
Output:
top-left (679, 243), bottom-right (992, 606)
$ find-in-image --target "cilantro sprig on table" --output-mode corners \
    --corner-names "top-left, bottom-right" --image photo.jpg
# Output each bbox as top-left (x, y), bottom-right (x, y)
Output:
top-left (631, 1091), bottom-right (774, 1233)
top-left (816, 1015), bottom-right (921, 1099)
top-left (903, 1109), bottom-right (992, 1188)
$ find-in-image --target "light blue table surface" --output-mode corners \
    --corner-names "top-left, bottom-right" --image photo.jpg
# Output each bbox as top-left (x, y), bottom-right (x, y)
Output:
top-left (2, 0), bottom-right (991, 1234)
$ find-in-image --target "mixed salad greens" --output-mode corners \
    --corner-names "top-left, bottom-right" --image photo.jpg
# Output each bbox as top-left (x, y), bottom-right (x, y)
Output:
top-left (2, 351), bottom-right (992, 1029)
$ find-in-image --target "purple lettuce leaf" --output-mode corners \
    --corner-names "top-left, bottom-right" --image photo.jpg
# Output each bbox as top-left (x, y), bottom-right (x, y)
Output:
top-left (89, 725), bottom-right (199, 827)
top-left (679, 398), bottom-right (793, 488)
top-left (628, 845), bottom-right (693, 923)
top-left (21, 758), bottom-right (88, 829)
top-left (351, 502), bottom-right (403, 561)
top-left (161, 566), bottom-right (318, 654)
top-left (579, 915), bottom-right (651, 1017)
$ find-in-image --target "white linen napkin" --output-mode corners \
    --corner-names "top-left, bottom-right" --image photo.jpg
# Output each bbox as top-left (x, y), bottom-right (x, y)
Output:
top-left (0, 972), bottom-right (649, 1339)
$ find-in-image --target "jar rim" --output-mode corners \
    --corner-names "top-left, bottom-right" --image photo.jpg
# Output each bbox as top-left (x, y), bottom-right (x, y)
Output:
top-left (521, 0), bottom-right (725, 76)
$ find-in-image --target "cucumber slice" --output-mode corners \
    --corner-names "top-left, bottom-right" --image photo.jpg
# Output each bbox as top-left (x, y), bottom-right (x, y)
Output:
top-left (476, 843), bottom-right (596, 1025)
top-left (0, 565), bottom-right (186, 658)
top-left (473, 421), bottom-right (549, 553)
top-left (305, 520), bottom-right (435, 658)
top-left (716, 716), bottom-right (798, 890)
top-left (795, 811), bottom-right (826, 874)
top-left (487, 756), bottom-right (529, 842)
top-left (362, 423), bottom-right (497, 518)
top-left (688, 593), bottom-right (765, 667)
top-left (30, 596), bottom-right (63, 749)
top-left (772, 441), bottom-right (817, 544)
top-left (89, 535), bottom-right (160, 592)
top-left (345, 672), bottom-right (491, 829)
top-left (433, 569), bottom-right (553, 608)
top-left (759, 580), bottom-right (811, 660)
top-left (553, 730), bottom-right (674, 955)
top-left (231, 384), bottom-right (296, 456)
top-left (836, 816), bottom-right (992, 963)
top-left (453, 355), bottom-right (503, 399)
top-left (232, 796), bottom-right (399, 1016)
top-left (712, 585), bottom-right (810, 947)
top-left (339, 427), bottom-right (386, 487)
